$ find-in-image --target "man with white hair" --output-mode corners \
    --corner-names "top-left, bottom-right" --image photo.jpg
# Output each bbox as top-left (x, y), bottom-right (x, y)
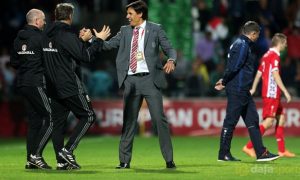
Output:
top-left (11, 9), bottom-right (52, 169)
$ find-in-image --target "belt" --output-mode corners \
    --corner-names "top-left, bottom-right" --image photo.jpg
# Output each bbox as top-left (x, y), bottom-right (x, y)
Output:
top-left (130, 72), bottom-right (149, 77)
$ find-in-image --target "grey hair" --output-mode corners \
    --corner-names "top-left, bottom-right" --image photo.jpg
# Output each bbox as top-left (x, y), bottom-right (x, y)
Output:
top-left (26, 9), bottom-right (43, 24)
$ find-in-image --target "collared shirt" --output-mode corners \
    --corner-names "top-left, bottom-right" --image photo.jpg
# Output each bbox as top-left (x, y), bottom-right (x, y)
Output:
top-left (128, 20), bottom-right (149, 75)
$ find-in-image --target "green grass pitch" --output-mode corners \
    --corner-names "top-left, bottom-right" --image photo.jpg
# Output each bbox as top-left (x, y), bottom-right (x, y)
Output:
top-left (0, 136), bottom-right (299, 179)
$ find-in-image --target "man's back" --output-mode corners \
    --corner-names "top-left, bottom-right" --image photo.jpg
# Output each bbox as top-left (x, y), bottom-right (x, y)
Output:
top-left (223, 35), bottom-right (255, 93)
top-left (42, 21), bottom-right (104, 98)
top-left (259, 48), bottom-right (282, 99)
top-left (42, 22), bottom-right (84, 98)
top-left (11, 25), bottom-right (44, 88)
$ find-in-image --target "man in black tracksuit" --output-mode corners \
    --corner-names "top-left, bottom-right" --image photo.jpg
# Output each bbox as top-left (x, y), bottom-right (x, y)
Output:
top-left (42, 3), bottom-right (110, 170)
top-left (10, 9), bottom-right (52, 169)
top-left (215, 21), bottom-right (279, 162)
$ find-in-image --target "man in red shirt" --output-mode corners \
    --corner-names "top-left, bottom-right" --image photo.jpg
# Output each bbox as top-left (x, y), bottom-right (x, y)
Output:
top-left (243, 33), bottom-right (295, 158)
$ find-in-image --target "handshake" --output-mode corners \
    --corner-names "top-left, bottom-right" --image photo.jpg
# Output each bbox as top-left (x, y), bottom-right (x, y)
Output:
top-left (79, 25), bottom-right (111, 42)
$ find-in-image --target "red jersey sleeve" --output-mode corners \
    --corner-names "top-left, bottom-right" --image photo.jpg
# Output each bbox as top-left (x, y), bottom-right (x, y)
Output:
top-left (271, 54), bottom-right (280, 72)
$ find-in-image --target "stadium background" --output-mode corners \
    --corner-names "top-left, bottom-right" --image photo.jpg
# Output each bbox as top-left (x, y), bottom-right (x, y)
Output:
top-left (0, 0), bottom-right (299, 137)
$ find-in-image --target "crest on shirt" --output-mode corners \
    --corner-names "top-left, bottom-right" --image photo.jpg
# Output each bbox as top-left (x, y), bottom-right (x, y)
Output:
top-left (17, 44), bottom-right (34, 54)
top-left (22, 44), bottom-right (26, 51)
top-left (43, 41), bottom-right (58, 52)
top-left (275, 60), bottom-right (279, 66)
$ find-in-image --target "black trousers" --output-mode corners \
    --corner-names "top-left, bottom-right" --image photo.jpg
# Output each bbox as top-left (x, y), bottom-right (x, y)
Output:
top-left (18, 86), bottom-right (52, 160)
top-left (51, 93), bottom-right (96, 163)
top-left (219, 91), bottom-right (266, 158)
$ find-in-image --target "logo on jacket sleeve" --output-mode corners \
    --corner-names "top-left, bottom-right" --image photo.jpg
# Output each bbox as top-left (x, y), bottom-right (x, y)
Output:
top-left (17, 44), bottom-right (34, 54)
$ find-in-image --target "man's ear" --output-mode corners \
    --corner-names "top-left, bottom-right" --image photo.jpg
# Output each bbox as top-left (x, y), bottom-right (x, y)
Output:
top-left (138, 12), bottom-right (143, 18)
top-left (35, 18), bottom-right (39, 26)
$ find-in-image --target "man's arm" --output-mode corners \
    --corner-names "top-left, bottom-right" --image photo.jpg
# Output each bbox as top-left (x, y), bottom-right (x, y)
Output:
top-left (158, 25), bottom-right (177, 62)
top-left (102, 27), bottom-right (123, 50)
top-left (63, 33), bottom-right (102, 63)
top-left (10, 39), bottom-right (21, 69)
top-left (63, 26), bottom-right (110, 63)
top-left (250, 71), bottom-right (262, 95)
top-left (272, 70), bottom-right (291, 102)
top-left (10, 50), bottom-right (20, 69)
top-left (157, 25), bottom-right (176, 74)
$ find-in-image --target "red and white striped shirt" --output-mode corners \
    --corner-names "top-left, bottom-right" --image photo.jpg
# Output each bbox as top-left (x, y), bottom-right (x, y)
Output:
top-left (258, 48), bottom-right (281, 99)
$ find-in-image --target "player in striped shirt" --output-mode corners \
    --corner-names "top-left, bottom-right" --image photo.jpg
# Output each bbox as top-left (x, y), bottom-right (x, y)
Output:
top-left (243, 33), bottom-right (295, 158)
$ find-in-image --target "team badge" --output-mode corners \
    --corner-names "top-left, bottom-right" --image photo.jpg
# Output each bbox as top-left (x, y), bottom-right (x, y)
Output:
top-left (22, 44), bottom-right (26, 51)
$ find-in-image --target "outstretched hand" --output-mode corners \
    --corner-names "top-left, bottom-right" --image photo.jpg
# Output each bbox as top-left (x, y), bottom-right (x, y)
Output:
top-left (93, 25), bottom-right (111, 40)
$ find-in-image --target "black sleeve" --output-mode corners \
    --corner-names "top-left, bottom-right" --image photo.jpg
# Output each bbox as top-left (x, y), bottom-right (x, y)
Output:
top-left (10, 39), bottom-right (21, 69)
top-left (61, 33), bottom-right (104, 63)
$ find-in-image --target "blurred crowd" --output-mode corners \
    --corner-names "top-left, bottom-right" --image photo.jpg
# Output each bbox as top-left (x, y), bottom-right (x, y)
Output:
top-left (169, 0), bottom-right (300, 98)
top-left (0, 0), bottom-right (300, 103)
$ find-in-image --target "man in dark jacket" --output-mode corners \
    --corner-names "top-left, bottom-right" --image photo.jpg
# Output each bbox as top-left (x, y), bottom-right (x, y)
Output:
top-left (11, 9), bottom-right (52, 169)
top-left (42, 3), bottom-right (110, 170)
top-left (215, 21), bottom-right (279, 162)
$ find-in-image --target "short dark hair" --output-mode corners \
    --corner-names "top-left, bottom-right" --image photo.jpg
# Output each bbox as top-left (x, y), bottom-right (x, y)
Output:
top-left (242, 21), bottom-right (260, 35)
top-left (55, 3), bottom-right (74, 21)
top-left (126, 0), bottom-right (148, 20)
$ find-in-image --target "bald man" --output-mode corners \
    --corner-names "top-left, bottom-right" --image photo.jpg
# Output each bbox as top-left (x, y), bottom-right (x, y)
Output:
top-left (11, 9), bottom-right (52, 169)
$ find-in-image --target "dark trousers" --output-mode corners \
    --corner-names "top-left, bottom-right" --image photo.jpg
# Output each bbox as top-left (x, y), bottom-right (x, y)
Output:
top-left (119, 75), bottom-right (173, 163)
top-left (51, 93), bottom-right (95, 163)
top-left (18, 86), bottom-right (52, 160)
top-left (219, 91), bottom-right (266, 158)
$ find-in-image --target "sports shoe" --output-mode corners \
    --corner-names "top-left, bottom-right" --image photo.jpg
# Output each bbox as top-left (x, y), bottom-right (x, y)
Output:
top-left (166, 161), bottom-right (176, 168)
top-left (25, 161), bottom-right (38, 169)
top-left (56, 163), bottom-right (80, 170)
top-left (278, 150), bottom-right (296, 157)
top-left (116, 162), bottom-right (130, 169)
top-left (242, 145), bottom-right (256, 158)
top-left (218, 153), bottom-right (241, 161)
top-left (58, 148), bottom-right (80, 168)
top-left (256, 150), bottom-right (280, 162)
top-left (28, 155), bottom-right (52, 169)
